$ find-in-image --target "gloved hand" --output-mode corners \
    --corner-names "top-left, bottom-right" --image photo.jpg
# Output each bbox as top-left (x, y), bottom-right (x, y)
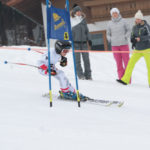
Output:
top-left (88, 40), bottom-right (92, 47)
top-left (60, 56), bottom-right (67, 67)
top-left (50, 64), bottom-right (57, 75)
top-left (131, 37), bottom-right (137, 49)
top-left (47, 64), bottom-right (57, 76)
top-left (131, 37), bottom-right (137, 44)
top-left (39, 64), bottom-right (56, 75)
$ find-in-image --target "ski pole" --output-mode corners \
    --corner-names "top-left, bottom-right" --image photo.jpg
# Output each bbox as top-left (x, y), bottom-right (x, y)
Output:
top-left (27, 47), bottom-right (44, 54)
top-left (4, 61), bottom-right (40, 69)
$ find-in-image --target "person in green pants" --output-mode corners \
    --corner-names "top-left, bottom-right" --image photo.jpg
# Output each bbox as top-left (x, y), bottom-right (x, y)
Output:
top-left (117, 10), bottom-right (150, 87)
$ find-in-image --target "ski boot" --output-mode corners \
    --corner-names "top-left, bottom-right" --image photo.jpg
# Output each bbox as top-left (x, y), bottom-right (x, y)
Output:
top-left (59, 91), bottom-right (87, 101)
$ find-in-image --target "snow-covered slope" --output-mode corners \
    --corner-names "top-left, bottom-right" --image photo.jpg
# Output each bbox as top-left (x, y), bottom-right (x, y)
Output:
top-left (0, 47), bottom-right (150, 150)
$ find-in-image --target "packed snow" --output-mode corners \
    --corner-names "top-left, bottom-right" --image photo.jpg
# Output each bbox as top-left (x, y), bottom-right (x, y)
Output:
top-left (0, 46), bottom-right (150, 150)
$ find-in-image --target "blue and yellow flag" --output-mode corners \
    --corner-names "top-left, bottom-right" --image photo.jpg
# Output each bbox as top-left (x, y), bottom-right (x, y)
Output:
top-left (47, 5), bottom-right (72, 41)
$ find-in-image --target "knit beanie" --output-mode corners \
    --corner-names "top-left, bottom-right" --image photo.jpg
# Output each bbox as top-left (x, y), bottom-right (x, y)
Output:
top-left (135, 10), bottom-right (144, 20)
top-left (72, 4), bottom-right (82, 13)
top-left (110, 8), bottom-right (120, 16)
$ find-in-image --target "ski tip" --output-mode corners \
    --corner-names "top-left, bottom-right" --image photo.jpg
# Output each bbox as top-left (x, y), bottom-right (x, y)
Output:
top-left (105, 102), bottom-right (113, 107)
top-left (106, 101), bottom-right (124, 107)
top-left (118, 101), bottom-right (124, 107)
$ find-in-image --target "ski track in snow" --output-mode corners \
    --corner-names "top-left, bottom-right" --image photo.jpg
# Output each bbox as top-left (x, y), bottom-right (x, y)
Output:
top-left (0, 47), bottom-right (150, 150)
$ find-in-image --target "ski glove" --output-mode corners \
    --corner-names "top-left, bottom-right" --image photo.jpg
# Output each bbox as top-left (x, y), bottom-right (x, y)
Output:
top-left (60, 56), bottom-right (67, 67)
top-left (131, 37), bottom-right (137, 49)
top-left (49, 64), bottom-right (57, 75)
top-left (39, 64), bottom-right (56, 76)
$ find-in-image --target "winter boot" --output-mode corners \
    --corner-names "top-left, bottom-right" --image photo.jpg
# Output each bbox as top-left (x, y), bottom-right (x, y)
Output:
top-left (85, 76), bottom-right (92, 80)
top-left (116, 79), bottom-right (127, 85)
top-left (78, 75), bottom-right (85, 80)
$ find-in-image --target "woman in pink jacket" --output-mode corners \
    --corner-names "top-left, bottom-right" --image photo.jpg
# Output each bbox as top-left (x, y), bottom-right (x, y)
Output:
top-left (107, 8), bottom-right (131, 80)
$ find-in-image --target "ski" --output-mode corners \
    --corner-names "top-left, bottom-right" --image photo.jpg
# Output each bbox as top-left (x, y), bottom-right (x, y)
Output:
top-left (86, 98), bottom-right (124, 107)
top-left (42, 93), bottom-right (124, 107)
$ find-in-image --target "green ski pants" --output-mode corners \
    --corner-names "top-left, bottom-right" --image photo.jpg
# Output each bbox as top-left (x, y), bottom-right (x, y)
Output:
top-left (121, 48), bottom-right (150, 85)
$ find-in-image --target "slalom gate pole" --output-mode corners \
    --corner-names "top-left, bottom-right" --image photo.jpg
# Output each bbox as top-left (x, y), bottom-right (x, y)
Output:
top-left (71, 42), bottom-right (81, 107)
top-left (66, 0), bottom-right (80, 107)
top-left (47, 39), bottom-right (53, 107)
top-left (46, 0), bottom-right (53, 107)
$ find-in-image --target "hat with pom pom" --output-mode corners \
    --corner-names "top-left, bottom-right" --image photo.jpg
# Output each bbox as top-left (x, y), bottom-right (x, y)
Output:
top-left (135, 10), bottom-right (144, 20)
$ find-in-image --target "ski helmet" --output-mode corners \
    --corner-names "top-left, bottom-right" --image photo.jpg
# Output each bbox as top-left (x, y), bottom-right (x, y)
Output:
top-left (55, 40), bottom-right (71, 54)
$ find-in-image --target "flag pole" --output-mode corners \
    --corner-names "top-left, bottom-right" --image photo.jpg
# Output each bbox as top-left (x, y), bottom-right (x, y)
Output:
top-left (66, 0), bottom-right (81, 107)
top-left (46, 0), bottom-right (53, 107)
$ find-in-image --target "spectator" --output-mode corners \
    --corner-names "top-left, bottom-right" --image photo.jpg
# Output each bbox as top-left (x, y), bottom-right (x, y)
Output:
top-left (117, 10), bottom-right (150, 87)
top-left (107, 8), bottom-right (131, 80)
top-left (70, 4), bottom-right (92, 80)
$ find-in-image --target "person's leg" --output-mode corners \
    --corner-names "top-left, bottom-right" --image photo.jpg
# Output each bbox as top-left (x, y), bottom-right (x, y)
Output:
top-left (120, 45), bottom-right (130, 69)
top-left (74, 43), bottom-right (84, 79)
top-left (143, 49), bottom-right (150, 86)
top-left (112, 46), bottom-right (124, 79)
top-left (81, 43), bottom-right (92, 79)
top-left (55, 70), bottom-right (86, 100)
top-left (120, 45), bottom-right (131, 82)
top-left (121, 51), bottom-right (142, 84)
top-left (54, 70), bottom-right (75, 93)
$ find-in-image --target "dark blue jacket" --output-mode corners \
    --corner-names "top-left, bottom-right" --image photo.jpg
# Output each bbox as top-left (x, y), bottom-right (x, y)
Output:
top-left (131, 20), bottom-right (150, 50)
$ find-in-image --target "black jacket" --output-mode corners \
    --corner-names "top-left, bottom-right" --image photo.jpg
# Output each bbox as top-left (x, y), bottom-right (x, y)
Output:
top-left (131, 20), bottom-right (150, 50)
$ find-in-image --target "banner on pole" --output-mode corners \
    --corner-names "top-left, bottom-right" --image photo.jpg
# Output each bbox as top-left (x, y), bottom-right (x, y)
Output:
top-left (47, 5), bottom-right (72, 41)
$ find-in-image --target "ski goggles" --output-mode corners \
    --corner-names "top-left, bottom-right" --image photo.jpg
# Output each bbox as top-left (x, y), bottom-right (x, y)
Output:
top-left (62, 49), bottom-right (70, 53)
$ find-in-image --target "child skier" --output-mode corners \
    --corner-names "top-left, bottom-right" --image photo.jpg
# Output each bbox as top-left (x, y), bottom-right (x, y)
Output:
top-left (38, 40), bottom-right (86, 100)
